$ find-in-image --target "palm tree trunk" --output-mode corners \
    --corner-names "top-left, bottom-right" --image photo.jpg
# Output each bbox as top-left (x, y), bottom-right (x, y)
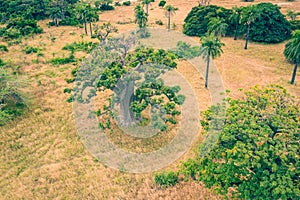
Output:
top-left (167, 12), bottom-right (171, 32)
top-left (55, 18), bottom-right (58, 27)
top-left (205, 49), bottom-right (211, 88)
top-left (90, 22), bottom-right (93, 36)
top-left (84, 20), bottom-right (88, 35)
top-left (146, 3), bottom-right (149, 14)
top-left (291, 61), bottom-right (298, 84)
top-left (244, 22), bottom-right (250, 49)
top-left (234, 20), bottom-right (239, 40)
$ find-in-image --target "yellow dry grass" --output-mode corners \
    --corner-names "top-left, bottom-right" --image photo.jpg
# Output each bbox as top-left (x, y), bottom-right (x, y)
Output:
top-left (0, 0), bottom-right (299, 199)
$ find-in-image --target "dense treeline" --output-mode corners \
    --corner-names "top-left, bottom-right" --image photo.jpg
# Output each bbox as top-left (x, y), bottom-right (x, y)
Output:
top-left (183, 3), bottom-right (292, 43)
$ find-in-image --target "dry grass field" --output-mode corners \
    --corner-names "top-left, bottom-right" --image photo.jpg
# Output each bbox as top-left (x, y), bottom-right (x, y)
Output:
top-left (0, 0), bottom-right (299, 199)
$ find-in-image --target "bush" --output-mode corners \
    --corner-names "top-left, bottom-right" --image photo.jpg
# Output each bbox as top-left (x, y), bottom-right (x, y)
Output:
top-left (155, 171), bottom-right (179, 188)
top-left (100, 4), bottom-right (115, 11)
top-left (155, 20), bottom-right (164, 25)
top-left (183, 5), bottom-right (234, 37)
top-left (115, 2), bottom-right (121, 6)
top-left (0, 45), bottom-right (8, 52)
top-left (122, 1), bottom-right (131, 6)
top-left (240, 3), bottom-right (292, 43)
top-left (159, 0), bottom-right (166, 7)
top-left (22, 46), bottom-right (41, 54)
top-left (62, 41), bottom-right (99, 53)
top-left (51, 54), bottom-right (76, 65)
top-left (181, 85), bottom-right (300, 199)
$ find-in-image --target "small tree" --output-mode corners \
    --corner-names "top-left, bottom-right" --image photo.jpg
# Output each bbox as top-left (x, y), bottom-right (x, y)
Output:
top-left (75, 2), bottom-right (89, 35)
top-left (140, 0), bottom-right (155, 15)
top-left (241, 5), bottom-right (256, 49)
top-left (199, 34), bottom-right (225, 88)
top-left (165, 5), bottom-right (176, 32)
top-left (135, 4), bottom-right (149, 38)
top-left (86, 5), bottom-right (99, 36)
top-left (284, 30), bottom-right (300, 84)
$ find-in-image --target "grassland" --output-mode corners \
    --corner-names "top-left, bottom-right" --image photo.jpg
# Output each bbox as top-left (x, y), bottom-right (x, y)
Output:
top-left (0, 0), bottom-right (299, 199)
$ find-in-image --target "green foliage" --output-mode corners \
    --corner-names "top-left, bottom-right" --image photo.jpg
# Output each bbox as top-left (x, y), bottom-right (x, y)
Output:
top-left (135, 4), bottom-right (148, 29)
top-left (0, 67), bottom-right (26, 125)
top-left (155, 20), bottom-right (163, 25)
top-left (158, 0), bottom-right (166, 7)
top-left (170, 41), bottom-right (201, 59)
top-left (94, 0), bottom-right (114, 11)
top-left (51, 54), bottom-right (76, 65)
top-left (123, 1), bottom-right (131, 6)
top-left (183, 5), bottom-right (234, 37)
top-left (290, 20), bottom-right (300, 31)
top-left (0, 45), bottom-right (8, 52)
top-left (62, 41), bottom-right (99, 53)
top-left (181, 85), bottom-right (300, 199)
top-left (154, 171), bottom-right (179, 187)
top-left (284, 30), bottom-right (300, 63)
top-left (0, 18), bottom-right (43, 39)
top-left (240, 3), bottom-right (291, 43)
top-left (22, 46), bottom-right (41, 54)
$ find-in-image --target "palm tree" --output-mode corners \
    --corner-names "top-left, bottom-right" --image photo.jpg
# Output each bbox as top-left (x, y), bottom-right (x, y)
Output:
top-left (86, 5), bottom-right (99, 36)
top-left (135, 4), bottom-right (148, 29)
top-left (230, 6), bottom-right (242, 40)
top-left (199, 34), bottom-right (225, 88)
top-left (284, 30), bottom-right (300, 84)
top-left (207, 17), bottom-right (228, 38)
top-left (242, 6), bottom-right (256, 50)
top-left (140, 0), bottom-right (154, 14)
top-left (75, 3), bottom-right (88, 35)
top-left (165, 5), bottom-right (176, 32)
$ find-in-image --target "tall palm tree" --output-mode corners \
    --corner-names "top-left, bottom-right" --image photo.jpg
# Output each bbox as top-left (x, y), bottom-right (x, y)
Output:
top-left (165, 5), bottom-right (176, 32)
top-left (242, 5), bottom-right (256, 50)
top-left (207, 17), bottom-right (228, 38)
top-left (140, 0), bottom-right (154, 14)
top-left (86, 5), bottom-right (99, 36)
top-left (75, 3), bottom-right (88, 35)
top-left (199, 34), bottom-right (225, 88)
top-left (230, 6), bottom-right (242, 40)
top-left (284, 30), bottom-right (300, 84)
top-left (135, 4), bottom-right (148, 29)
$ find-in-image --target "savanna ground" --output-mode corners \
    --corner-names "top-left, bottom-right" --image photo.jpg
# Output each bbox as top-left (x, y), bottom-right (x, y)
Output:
top-left (0, 0), bottom-right (299, 199)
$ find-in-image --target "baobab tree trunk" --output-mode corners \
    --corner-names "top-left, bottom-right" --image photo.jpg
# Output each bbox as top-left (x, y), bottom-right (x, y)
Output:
top-left (90, 22), bottom-right (93, 36)
top-left (244, 22), bottom-right (250, 49)
top-left (167, 12), bottom-right (171, 32)
top-left (119, 81), bottom-right (137, 126)
top-left (205, 49), bottom-right (211, 88)
top-left (291, 62), bottom-right (298, 84)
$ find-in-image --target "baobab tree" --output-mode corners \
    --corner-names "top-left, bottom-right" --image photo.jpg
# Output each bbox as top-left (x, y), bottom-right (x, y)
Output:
top-left (199, 34), bottom-right (225, 88)
top-left (165, 5), bottom-right (177, 32)
top-left (284, 30), bottom-right (300, 84)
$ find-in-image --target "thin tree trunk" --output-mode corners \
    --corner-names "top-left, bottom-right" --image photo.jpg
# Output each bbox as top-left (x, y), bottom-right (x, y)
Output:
top-left (55, 18), bottom-right (58, 27)
top-left (234, 19), bottom-right (239, 40)
top-left (244, 22), bottom-right (250, 49)
top-left (291, 62), bottom-right (298, 84)
top-left (146, 3), bottom-right (149, 14)
top-left (205, 49), bottom-right (211, 88)
top-left (84, 20), bottom-right (88, 35)
top-left (167, 12), bottom-right (171, 32)
top-left (90, 22), bottom-right (93, 36)
top-left (119, 81), bottom-right (137, 126)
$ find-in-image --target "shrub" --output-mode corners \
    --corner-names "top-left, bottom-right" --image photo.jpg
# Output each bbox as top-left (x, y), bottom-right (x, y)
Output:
top-left (155, 19), bottom-right (164, 25)
top-left (100, 4), bottom-right (115, 11)
top-left (155, 171), bottom-right (179, 188)
top-left (0, 45), bottom-right (8, 52)
top-left (159, 0), bottom-right (166, 7)
top-left (51, 54), bottom-right (76, 65)
top-left (22, 46), bottom-right (41, 54)
top-left (183, 5), bottom-right (234, 37)
top-left (115, 2), bottom-right (121, 6)
top-left (122, 1), bottom-right (131, 6)
top-left (181, 85), bottom-right (300, 199)
top-left (62, 41), bottom-right (99, 53)
top-left (240, 3), bottom-right (292, 43)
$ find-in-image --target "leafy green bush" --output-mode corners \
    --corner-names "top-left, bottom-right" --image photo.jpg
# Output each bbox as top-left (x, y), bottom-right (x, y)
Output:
top-left (170, 41), bottom-right (201, 59)
top-left (155, 171), bottom-right (179, 188)
top-left (0, 67), bottom-right (26, 126)
top-left (240, 3), bottom-right (292, 43)
top-left (181, 85), bottom-right (300, 199)
top-left (62, 41), bottom-right (99, 53)
top-left (159, 0), bottom-right (166, 7)
top-left (183, 5), bottom-right (234, 37)
top-left (51, 54), bottom-right (76, 65)
top-left (22, 46), bottom-right (41, 54)
top-left (0, 45), bottom-right (8, 52)
top-left (155, 20), bottom-right (164, 25)
top-left (122, 1), bottom-right (131, 6)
